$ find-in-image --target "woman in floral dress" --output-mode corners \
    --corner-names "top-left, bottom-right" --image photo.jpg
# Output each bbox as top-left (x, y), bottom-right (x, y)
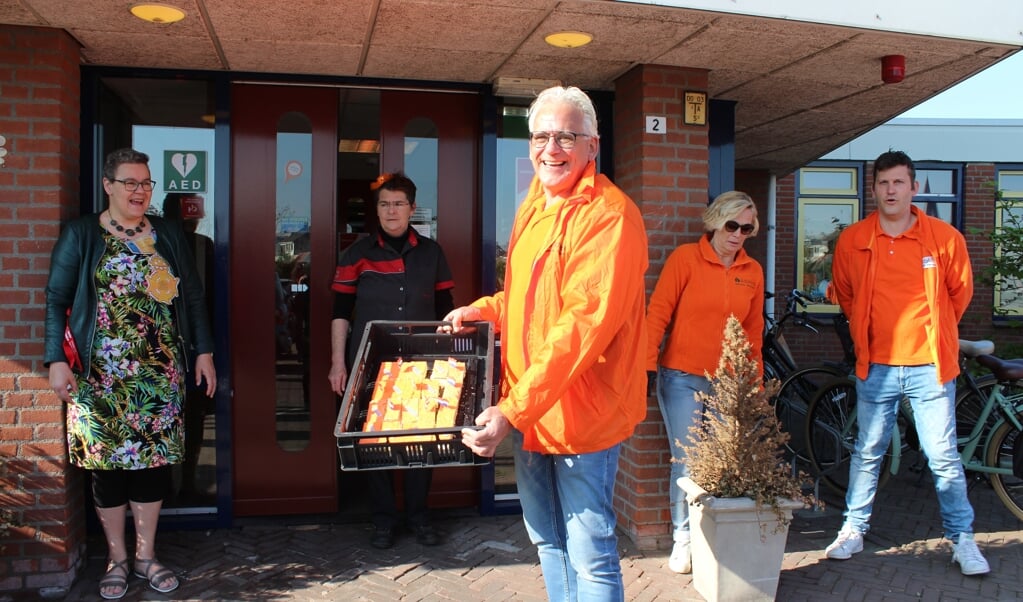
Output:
top-left (45, 148), bottom-right (215, 599)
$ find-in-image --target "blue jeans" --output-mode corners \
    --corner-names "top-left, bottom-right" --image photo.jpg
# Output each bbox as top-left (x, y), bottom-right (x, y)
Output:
top-left (513, 429), bottom-right (624, 602)
top-left (844, 364), bottom-right (974, 540)
top-left (656, 367), bottom-right (711, 543)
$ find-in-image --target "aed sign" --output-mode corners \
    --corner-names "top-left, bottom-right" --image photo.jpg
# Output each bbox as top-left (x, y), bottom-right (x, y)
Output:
top-left (164, 150), bottom-right (208, 192)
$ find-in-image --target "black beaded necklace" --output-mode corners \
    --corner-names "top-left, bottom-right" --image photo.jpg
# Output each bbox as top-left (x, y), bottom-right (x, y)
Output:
top-left (109, 215), bottom-right (146, 237)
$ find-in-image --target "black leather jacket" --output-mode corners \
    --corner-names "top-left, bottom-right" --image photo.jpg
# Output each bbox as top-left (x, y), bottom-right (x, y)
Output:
top-left (44, 214), bottom-right (215, 378)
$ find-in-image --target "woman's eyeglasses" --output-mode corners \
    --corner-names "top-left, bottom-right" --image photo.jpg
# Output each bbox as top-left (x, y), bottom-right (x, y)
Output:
top-left (111, 178), bottom-right (157, 192)
top-left (724, 220), bottom-right (755, 235)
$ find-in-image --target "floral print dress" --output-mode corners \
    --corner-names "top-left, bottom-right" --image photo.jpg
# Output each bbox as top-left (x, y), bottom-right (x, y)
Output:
top-left (66, 230), bottom-right (185, 470)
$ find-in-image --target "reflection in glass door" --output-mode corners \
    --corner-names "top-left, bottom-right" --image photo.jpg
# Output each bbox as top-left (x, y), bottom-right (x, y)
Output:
top-left (274, 113), bottom-right (313, 451)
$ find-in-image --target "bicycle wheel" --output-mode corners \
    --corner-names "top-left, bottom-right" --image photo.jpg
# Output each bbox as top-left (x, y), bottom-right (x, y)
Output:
top-left (955, 375), bottom-right (1023, 449)
top-left (983, 416), bottom-right (1023, 521)
top-left (773, 366), bottom-right (846, 462)
top-left (805, 376), bottom-right (892, 497)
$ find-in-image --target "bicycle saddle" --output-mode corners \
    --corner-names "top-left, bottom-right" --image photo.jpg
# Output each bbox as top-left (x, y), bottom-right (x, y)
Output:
top-left (959, 339), bottom-right (994, 358)
top-left (975, 354), bottom-right (1023, 382)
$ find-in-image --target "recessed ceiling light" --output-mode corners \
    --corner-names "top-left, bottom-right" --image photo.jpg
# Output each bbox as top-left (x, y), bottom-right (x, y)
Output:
top-left (544, 31), bottom-right (593, 49)
top-left (130, 3), bottom-right (186, 24)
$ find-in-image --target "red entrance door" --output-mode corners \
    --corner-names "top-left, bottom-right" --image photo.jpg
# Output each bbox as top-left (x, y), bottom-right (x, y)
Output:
top-left (379, 90), bottom-right (483, 508)
top-left (230, 84), bottom-right (338, 515)
top-left (229, 85), bottom-right (483, 516)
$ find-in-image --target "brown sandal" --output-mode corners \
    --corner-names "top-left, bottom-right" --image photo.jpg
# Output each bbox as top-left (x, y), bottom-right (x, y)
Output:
top-left (133, 557), bottom-right (179, 593)
top-left (99, 559), bottom-right (129, 600)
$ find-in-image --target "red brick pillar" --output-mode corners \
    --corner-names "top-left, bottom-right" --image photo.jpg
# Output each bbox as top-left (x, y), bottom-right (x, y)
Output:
top-left (0, 25), bottom-right (84, 595)
top-left (612, 64), bottom-right (709, 550)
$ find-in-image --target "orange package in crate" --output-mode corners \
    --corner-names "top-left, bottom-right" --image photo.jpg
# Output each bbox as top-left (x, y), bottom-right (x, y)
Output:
top-left (362, 358), bottom-right (466, 443)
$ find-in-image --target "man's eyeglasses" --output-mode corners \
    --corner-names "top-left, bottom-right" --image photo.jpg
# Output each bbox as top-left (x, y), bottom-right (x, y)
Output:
top-left (378, 201), bottom-right (410, 210)
top-left (111, 178), bottom-right (156, 192)
top-left (528, 131), bottom-right (592, 150)
top-left (724, 220), bottom-right (755, 235)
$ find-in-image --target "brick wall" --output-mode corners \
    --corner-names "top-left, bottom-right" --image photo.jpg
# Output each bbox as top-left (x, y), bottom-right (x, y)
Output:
top-left (613, 64), bottom-right (709, 550)
top-left (0, 25), bottom-right (84, 594)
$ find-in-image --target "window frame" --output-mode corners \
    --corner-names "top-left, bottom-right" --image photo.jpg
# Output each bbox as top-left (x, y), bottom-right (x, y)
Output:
top-left (795, 162), bottom-right (862, 314)
top-left (993, 165), bottom-right (1023, 315)
top-left (910, 162), bottom-right (965, 229)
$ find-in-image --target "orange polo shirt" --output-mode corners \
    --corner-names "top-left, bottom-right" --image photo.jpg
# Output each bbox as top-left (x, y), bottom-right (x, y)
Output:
top-left (869, 221), bottom-right (932, 366)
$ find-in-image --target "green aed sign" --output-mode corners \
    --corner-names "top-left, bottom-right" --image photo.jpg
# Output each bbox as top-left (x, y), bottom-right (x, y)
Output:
top-left (164, 150), bottom-right (207, 192)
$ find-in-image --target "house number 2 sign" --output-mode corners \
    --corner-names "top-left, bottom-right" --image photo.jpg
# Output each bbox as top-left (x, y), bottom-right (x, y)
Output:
top-left (645, 116), bottom-right (666, 134)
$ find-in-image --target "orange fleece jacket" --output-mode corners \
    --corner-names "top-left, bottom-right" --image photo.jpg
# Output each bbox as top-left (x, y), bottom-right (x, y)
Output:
top-left (646, 235), bottom-right (764, 376)
top-left (470, 162), bottom-right (649, 454)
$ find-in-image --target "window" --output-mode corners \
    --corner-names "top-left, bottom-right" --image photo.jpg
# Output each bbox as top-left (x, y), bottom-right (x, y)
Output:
top-left (95, 76), bottom-right (220, 512)
top-left (795, 165), bottom-right (861, 312)
top-left (495, 105), bottom-right (530, 291)
top-left (800, 167), bottom-right (858, 196)
top-left (994, 168), bottom-right (1023, 314)
top-left (911, 164), bottom-right (963, 228)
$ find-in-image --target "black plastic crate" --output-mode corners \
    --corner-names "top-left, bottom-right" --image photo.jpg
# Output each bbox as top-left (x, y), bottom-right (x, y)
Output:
top-left (334, 321), bottom-right (495, 470)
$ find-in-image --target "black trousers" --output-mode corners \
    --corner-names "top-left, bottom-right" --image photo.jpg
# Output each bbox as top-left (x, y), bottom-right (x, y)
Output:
top-left (367, 468), bottom-right (433, 529)
top-left (91, 466), bottom-right (172, 508)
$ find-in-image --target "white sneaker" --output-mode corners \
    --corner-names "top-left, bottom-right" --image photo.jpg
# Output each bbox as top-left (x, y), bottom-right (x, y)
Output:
top-left (952, 533), bottom-right (990, 576)
top-left (825, 528), bottom-right (863, 560)
top-left (668, 540), bottom-right (691, 574)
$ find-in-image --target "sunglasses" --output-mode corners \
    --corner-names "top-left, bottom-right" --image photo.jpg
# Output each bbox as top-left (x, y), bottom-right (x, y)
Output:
top-left (724, 220), bottom-right (755, 235)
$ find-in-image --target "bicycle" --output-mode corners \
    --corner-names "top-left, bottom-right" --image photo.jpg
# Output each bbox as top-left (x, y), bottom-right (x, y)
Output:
top-left (804, 340), bottom-right (1023, 520)
top-left (763, 289), bottom-right (856, 462)
top-left (804, 339), bottom-right (995, 495)
top-left (762, 289), bottom-right (817, 383)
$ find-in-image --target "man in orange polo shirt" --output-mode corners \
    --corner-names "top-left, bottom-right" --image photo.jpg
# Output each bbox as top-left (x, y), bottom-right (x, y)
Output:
top-left (824, 150), bottom-right (989, 575)
top-left (445, 86), bottom-right (648, 601)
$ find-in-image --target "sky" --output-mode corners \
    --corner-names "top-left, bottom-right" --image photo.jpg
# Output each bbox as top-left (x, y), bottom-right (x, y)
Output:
top-left (898, 51), bottom-right (1023, 119)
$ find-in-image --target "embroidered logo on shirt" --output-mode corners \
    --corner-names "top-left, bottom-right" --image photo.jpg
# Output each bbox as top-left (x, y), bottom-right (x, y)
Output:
top-left (733, 276), bottom-right (757, 289)
top-left (922, 256), bottom-right (936, 269)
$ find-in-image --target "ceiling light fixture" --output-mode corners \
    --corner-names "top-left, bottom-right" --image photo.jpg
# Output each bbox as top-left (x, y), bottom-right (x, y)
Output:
top-left (130, 3), bottom-right (186, 24)
top-left (544, 31), bottom-right (593, 49)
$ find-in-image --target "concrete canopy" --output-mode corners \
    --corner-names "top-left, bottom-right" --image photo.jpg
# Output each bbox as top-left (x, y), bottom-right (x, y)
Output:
top-left (1, 0), bottom-right (1019, 174)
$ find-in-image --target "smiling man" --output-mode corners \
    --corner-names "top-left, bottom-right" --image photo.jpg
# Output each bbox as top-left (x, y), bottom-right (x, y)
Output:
top-left (445, 86), bottom-right (649, 601)
top-left (825, 150), bottom-right (988, 576)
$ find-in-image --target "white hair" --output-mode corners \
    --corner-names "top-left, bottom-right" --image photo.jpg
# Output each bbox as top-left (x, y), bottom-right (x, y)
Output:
top-left (527, 86), bottom-right (599, 137)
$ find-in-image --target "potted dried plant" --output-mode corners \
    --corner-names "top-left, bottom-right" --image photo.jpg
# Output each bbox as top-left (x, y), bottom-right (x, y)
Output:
top-left (677, 315), bottom-right (817, 602)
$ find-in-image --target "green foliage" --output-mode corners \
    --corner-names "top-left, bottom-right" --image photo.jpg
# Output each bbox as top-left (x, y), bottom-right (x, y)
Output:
top-left (680, 316), bottom-right (817, 529)
top-left (975, 187), bottom-right (1023, 320)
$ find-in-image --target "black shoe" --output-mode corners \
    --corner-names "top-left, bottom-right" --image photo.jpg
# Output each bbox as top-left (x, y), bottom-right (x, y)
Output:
top-left (411, 524), bottom-right (440, 546)
top-left (370, 526), bottom-right (395, 549)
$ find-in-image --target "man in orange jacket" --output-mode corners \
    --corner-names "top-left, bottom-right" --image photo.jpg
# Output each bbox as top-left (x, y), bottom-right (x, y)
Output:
top-left (445, 86), bottom-right (648, 601)
top-left (824, 150), bottom-right (989, 576)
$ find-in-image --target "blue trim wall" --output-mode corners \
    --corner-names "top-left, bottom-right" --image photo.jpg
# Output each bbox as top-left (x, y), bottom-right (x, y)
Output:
top-left (708, 99), bottom-right (736, 201)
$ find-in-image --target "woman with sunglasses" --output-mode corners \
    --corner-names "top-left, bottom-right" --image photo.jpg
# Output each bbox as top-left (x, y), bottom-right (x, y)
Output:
top-left (645, 190), bottom-right (764, 574)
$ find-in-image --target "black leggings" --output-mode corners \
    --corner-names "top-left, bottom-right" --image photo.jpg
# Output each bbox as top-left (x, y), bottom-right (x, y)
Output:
top-left (91, 466), bottom-right (172, 508)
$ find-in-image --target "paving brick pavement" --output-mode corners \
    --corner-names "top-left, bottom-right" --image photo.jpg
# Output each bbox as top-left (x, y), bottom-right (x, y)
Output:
top-left (6, 457), bottom-right (1021, 601)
